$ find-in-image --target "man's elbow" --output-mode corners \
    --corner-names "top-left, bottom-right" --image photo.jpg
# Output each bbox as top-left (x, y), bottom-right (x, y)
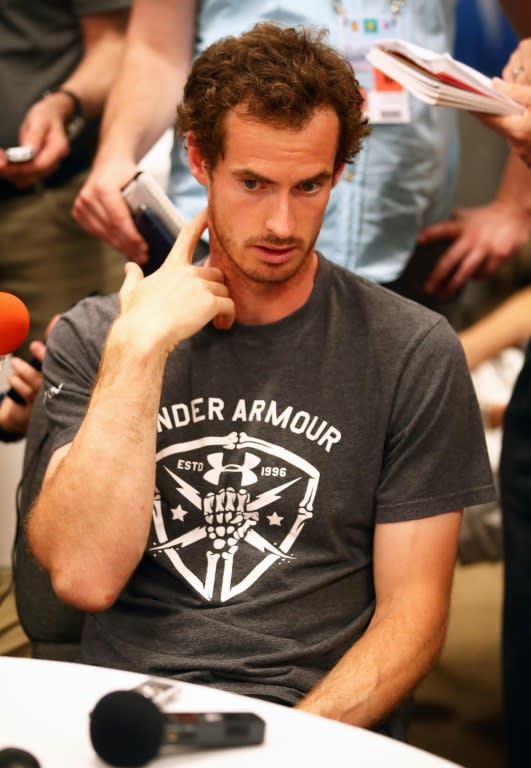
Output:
top-left (49, 565), bottom-right (121, 613)
top-left (28, 527), bottom-right (120, 613)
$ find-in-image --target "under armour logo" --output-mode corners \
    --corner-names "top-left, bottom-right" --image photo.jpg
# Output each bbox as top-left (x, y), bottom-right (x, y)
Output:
top-left (203, 451), bottom-right (260, 486)
top-left (44, 382), bottom-right (64, 401)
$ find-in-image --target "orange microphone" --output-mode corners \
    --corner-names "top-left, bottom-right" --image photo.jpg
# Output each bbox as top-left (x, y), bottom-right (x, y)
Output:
top-left (0, 292), bottom-right (30, 363)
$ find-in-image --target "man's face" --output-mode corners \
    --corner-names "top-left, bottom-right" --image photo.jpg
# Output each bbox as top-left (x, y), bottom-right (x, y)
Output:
top-left (201, 107), bottom-right (342, 286)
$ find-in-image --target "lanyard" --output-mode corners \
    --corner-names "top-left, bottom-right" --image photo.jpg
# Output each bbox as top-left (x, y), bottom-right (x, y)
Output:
top-left (333, 0), bottom-right (411, 125)
top-left (334, 1), bottom-right (405, 16)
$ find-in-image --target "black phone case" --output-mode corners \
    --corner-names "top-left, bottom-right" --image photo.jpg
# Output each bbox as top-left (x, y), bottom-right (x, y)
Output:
top-left (133, 205), bottom-right (177, 275)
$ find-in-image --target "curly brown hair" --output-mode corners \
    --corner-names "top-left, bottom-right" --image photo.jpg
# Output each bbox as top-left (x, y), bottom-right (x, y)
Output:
top-left (176, 22), bottom-right (370, 172)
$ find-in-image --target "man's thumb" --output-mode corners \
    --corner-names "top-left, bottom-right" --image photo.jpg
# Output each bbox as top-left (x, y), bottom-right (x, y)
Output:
top-left (119, 260), bottom-right (144, 301)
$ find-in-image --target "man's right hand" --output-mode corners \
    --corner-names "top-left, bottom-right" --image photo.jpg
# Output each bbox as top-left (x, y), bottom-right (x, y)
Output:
top-left (72, 154), bottom-right (150, 264)
top-left (114, 208), bottom-right (235, 358)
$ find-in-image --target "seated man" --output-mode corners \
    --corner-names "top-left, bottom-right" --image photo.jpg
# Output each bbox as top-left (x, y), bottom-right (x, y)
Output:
top-left (28, 23), bottom-right (495, 740)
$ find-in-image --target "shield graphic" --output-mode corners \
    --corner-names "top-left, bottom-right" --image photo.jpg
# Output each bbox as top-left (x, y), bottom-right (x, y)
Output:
top-left (150, 431), bottom-right (320, 601)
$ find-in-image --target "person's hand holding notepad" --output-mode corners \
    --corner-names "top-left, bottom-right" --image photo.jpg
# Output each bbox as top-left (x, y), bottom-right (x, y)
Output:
top-left (366, 39), bottom-right (526, 115)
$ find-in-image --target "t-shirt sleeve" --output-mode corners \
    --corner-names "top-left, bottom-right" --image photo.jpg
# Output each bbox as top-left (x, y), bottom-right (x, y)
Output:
top-left (43, 295), bottom-right (118, 454)
top-left (375, 317), bottom-right (495, 522)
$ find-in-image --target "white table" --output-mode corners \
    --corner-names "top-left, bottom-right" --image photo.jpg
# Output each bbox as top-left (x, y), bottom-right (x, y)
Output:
top-left (0, 657), bottom-right (462, 767)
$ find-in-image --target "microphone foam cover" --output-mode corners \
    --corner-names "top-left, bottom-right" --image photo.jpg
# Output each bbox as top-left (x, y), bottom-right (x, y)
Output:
top-left (89, 690), bottom-right (164, 767)
top-left (0, 748), bottom-right (41, 768)
top-left (0, 292), bottom-right (30, 355)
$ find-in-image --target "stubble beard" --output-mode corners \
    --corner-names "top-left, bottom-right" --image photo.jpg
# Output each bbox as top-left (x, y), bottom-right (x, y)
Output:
top-left (208, 195), bottom-right (319, 286)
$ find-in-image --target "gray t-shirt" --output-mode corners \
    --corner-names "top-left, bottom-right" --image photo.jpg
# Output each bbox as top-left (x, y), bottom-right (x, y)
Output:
top-left (43, 256), bottom-right (494, 724)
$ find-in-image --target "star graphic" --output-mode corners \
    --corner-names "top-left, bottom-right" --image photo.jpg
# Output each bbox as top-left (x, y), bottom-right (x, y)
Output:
top-left (171, 504), bottom-right (188, 522)
top-left (267, 511), bottom-right (283, 526)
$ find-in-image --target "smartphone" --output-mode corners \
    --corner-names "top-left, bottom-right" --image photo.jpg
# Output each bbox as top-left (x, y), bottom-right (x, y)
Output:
top-left (5, 145), bottom-right (36, 163)
top-left (122, 171), bottom-right (185, 274)
top-left (133, 205), bottom-right (177, 275)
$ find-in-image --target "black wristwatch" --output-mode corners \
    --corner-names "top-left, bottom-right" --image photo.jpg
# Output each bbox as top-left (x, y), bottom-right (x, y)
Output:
top-left (39, 87), bottom-right (86, 141)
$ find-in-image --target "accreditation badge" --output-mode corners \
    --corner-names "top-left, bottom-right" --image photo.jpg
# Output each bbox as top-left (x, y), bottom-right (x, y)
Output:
top-left (338, 12), bottom-right (410, 123)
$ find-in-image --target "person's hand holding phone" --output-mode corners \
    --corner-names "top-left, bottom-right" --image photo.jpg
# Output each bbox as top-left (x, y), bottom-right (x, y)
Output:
top-left (0, 90), bottom-right (78, 188)
top-left (72, 154), bottom-right (150, 263)
top-left (5, 146), bottom-right (36, 164)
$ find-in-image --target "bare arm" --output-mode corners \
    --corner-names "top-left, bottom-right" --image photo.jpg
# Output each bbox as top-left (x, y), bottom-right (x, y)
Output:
top-left (459, 284), bottom-right (531, 370)
top-left (28, 210), bottom-right (235, 612)
top-left (97, 0), bottom-right (196, 162)
top-left (72, 0), bottom-right (197, 261)
top-left (296, 511), bottom-right (461, 727)
top-left (54, 11), bottom-right (130, 120)
top-left (0, 11), bottom-right (128, 189)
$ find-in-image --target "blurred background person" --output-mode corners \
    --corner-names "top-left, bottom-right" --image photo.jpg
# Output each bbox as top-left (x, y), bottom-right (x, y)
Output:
top-left (416, 0), bottom-right (531, 305)
top-left (435, 9), bottom-right (531, 764)
top-left (470, 26), bottom-right (531, 768)
top-left (0, 1), bottom-right (131, 359)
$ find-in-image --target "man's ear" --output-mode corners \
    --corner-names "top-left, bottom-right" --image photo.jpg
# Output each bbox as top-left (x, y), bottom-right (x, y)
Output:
top-left (332, 162), bottom-right (345, 188)
top-left (186, 131), bottom-right (209, 186)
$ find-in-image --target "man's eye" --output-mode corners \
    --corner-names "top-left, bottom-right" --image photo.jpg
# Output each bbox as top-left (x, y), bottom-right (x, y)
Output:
top-left (300, 181), bottom-right (318, 193)
top-left (243, 179), bottom-right (258, 190)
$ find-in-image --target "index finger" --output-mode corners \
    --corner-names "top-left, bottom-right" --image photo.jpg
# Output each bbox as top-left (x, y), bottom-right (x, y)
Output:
top-left (166, 207), bottom-right (208, 267)
top-left (417, 218), bottom-right (463, 244)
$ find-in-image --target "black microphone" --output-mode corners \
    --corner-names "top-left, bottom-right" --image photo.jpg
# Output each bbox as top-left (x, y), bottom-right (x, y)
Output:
top-left (89, 690), bottom-right (265, 767)
top-left (0, 747), bottom-right (41, 768)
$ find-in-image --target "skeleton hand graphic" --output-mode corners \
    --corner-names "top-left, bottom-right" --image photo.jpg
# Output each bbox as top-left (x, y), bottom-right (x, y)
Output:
top-left (203, 487), bottom-right (258, 553)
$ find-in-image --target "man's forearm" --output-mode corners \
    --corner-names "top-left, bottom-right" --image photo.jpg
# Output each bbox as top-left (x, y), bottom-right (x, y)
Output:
top-left (28, 322), bottom-right (167, 613)
top-left (29, 210), bottom-right (228, 612)
top-left (96, 45), bottom-right (183, 164)
top-left (296, 587), bottom-right (449, 728)
top-left (97, 0), bottom-right (197, 164)
top-left (460, 284), bottom-right (531, 370)
top-left (62, 11), bottom-right (129, 120)
top-left (297, 511), bottom-right (460, 728)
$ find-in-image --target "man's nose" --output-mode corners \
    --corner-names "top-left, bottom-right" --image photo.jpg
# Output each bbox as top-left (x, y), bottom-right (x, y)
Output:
top-left (265, 195), bottom-right (295, 239)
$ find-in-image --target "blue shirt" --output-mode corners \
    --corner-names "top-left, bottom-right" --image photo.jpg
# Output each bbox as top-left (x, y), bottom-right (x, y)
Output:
top-left (168, 0), bottom-right (458, 282)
